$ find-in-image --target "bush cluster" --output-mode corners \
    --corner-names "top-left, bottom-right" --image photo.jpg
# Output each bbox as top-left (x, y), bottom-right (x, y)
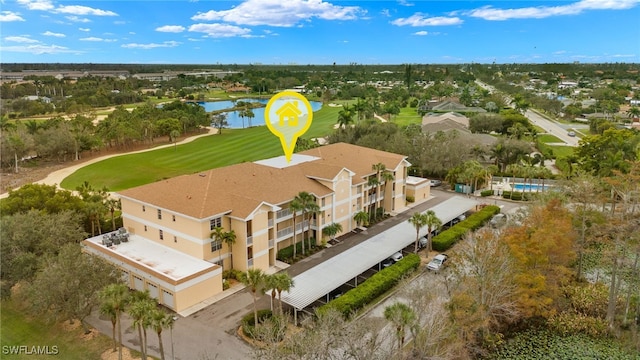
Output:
top-left (501, 191), bottom-right (536, 201)
top-left (480, 189), bottom-right (495, 197)
top-left (276, 239), bottom-right (318, 263)
top-left (548, 312), bottom-right (609, 338)
top-left (241, 309), bottom-right (275, 338)
top-left (318, 253), bottom-right (420, 318)
top-left (222, 269), bottom-right (243, 280)
top-left (432, 205), bottom-right (500, 251)
top-left (406, 195), bottom-right (415, 203)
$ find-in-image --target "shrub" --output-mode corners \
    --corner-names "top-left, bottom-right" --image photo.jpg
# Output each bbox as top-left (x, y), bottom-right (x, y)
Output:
top-left (223, 269), bottom-right (242, 280)
top-left (318, 254), bottom-right (420, 318)
top-left (241, 309), bottom-right (274, 338)
top-left (480, 189), bottom-right (494, 197)
top-left (406, 195), bottom-right (415, 203)
top-left (548, 312), bottom-right (609, 338)
top-left (432, 205), bottom-right (499, 251)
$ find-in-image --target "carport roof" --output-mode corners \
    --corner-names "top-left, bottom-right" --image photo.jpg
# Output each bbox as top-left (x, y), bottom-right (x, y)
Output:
top-left (280, 196), bottom-right (479, 310)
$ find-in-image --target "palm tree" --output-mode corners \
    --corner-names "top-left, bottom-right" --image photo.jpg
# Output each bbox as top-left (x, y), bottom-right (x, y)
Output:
top-left (170, 129), bottom-right (180, 151)
top-left (127, 290), bottom-right (156, 360)
top-left (265, 272), bottom-right (294, 315)
top-left (408, 212), bottom-right (427, 253)
top-left (100, 301), bottom-right (118, 353)
top-left (336, 105), bottom-right (354, 129)
top-left (150, 308), bottom-right (175, 360)
top-left (379, 171), bottom-right (395, 213)
top-left (107, 198), bottom-right (121, 231)
top-left (245, 107), bottom-right (255, 127)
top-left (626, 106), bottom-right (640, 120)
top-left (222, 230), bottom-right (236, 270)
top-left (210, 227), bottom-right (226, 264)
top-left (384, 302), bottom-right (416, 351)
top-left (367, 176), bottom-right (380, 216)
top-left (423, 210), bottom-right (442, 254)
top-left (353, 211), bottom-right (370, 228)
top-left (289, 198), bottom-right (304, 258)
top-left (322, 223), bottom-right (343, 243)
top-left (99, 284), bottom-right (130, 360)
top-left (298, 192), bottom-right (320, 250)
top-left (239, 269), bottom-right (267, 326)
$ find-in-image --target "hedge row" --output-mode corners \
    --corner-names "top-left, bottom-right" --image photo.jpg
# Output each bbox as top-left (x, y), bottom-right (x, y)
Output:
top-left (480, 189), bottom-right (495, 197)
top-left (241, 309), bottom-right (274, 338)
top-left (318, 253), bottom-right (421, 318)
top-left (276, 238), bottom-right (318, 262)
top-left (432, 205), bottom-right (500, 251)
top-left (502, 191), bottom-right (536, 201)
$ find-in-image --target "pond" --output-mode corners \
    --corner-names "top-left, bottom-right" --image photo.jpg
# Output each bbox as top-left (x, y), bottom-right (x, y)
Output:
top-left (198, 98), bottom-right (323, 129)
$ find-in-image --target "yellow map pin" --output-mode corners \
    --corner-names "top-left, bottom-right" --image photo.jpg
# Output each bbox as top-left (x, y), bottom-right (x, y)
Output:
top-left (264, 91), bottom-right (313, 163)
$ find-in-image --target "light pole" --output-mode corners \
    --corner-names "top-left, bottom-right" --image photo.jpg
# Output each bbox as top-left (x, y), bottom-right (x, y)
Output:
top-left (171, 316), bottom-right (178, 360)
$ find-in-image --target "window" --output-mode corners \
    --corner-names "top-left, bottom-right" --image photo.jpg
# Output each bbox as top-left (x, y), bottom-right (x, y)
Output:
top-left (209, 217), bottom-right (222, 230)
top-left (142, 205), bottom-right (146, 212)
top-left (157, 209), bottom-right (162, 220)
top-left (144, 225), bottom-right (147, 232)
top-left (211, 239), bottom-right (222, 252)
top-left (172, 215), bottom-right (176, 222)
top-left (159, 230), bottom-right (164, 240)
top-left (173, 236), bottom-right (177, 243)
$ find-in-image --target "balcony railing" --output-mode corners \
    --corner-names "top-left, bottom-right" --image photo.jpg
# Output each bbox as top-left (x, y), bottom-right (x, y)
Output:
top-left (248, 258), bottom-right (254, 268)
top-left (247, 236), bottom-right (253, 245)
top-left (268, 218), bottom-right (274, 227)
top-left (277, 226), bottom-right (293, 239)
top-left (276, 208), bottom-right (292, 219)
top-left (268, 239), bottom-right (274, 248)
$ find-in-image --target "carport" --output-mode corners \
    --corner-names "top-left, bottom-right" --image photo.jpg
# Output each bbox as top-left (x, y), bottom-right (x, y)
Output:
top-left (280, 196), bottom-right (478, 324)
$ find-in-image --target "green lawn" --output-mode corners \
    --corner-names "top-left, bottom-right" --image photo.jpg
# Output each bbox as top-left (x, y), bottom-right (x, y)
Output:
top-left (537, 134), bottom-right (563, 143)
top-left (0, 300), bottom-right (113, 360)
top-left (392, 106), bottom-right (422, 127)
top-left (61, 105), bottom-right (341, 191)
top-left (550, 145), bottom-right (576, 159)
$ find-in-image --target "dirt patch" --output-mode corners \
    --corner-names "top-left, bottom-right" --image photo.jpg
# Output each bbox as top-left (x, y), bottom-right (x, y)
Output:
top-left (101, 347), bottom-right (142, 360)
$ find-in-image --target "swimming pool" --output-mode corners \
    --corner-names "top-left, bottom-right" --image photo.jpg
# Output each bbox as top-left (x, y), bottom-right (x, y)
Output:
top-left (513, 183), bottom-right (550, 192)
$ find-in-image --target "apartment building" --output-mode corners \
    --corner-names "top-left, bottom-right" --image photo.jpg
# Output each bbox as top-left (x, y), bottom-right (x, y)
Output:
top-left (83, 143), bottom-right (427, 313)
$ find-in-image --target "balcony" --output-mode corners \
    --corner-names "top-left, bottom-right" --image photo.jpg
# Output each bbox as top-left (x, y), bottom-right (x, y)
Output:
top-left (277, 226), bottom-right (293, 239)
top-left (248, 258), bottom-right (254, 268)
top-left (268, 218), bottom-right (274, 227)
top-left (276, 208), bottom-right (292, 219)
top-left (247, 236), bottom-right (253, 245)
top-left (268, 239), bottom-right (274, 248)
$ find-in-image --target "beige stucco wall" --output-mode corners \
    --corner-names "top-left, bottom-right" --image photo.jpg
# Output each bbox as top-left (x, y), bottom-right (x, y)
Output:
top-left (173, 273), bottom-right (222, 312)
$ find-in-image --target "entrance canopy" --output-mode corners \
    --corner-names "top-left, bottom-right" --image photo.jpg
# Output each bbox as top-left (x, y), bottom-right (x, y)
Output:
top-left (280, 196), bottom-right (478, 310)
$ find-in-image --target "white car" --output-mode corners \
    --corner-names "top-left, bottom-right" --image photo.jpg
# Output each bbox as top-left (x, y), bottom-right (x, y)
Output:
top-left (429, 179), bottom-right (442, 187)
top-left (391, 252), bottom-right (404, 262)
top-left (426, 254), bottom-right (448, 272)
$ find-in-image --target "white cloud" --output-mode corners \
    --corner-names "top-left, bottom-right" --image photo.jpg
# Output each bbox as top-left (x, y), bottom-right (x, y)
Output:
top-left (66, 15), bottom-right (90, 23)
top-left (121, 41), bottom-right (181, 49)
top-left (5, 35), bottom-right (40, 43)
top-left (0, 44), bottom-right (78, 55)
top-left (397, 0), bottom-right (414, 6)
top-left (392, 14), bottom-right (463, 26)
top-left (78, 27), bottom-right (90, 32)
top-left (55, 5), bottom-right (117, 16)
top-left (191, 0), bottom-right (364, 27)
top-left (156, 25), bottom-right (185, 33)
top-left (0, 11), bottom-right (26, 22)
top-left (380, 9), bottom-right (391, 17)
top-left (42, 30), bottom-right (65, 37)
top-left (17, 0), bottom-right (54, 11)
top-left (467, 0), bottom-right (640, 21)
top-left (413, 31), bottom-right (428, 36)
top-left (80, 37), bottom-right (116, 42)
top-left (189, 23), bottom-right (251, 38)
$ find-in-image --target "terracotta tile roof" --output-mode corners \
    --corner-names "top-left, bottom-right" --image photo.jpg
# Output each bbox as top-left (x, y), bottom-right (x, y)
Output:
top-left (299, 143), bottom-right (408, 185)
top-left (119, 143), bottom-right (407, 220)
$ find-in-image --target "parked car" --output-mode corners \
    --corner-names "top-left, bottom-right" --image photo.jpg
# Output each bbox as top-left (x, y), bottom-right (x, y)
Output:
top-left (426, 254), bottom-right (448, 272)
top-left (429, 179), bottom-right (442, 187)
top-left (391, 252), bottom-right (404, 262)
top-left (381, 258), bottom-right (394, 268)
top-left (568, 131), bottom-right (576, 137)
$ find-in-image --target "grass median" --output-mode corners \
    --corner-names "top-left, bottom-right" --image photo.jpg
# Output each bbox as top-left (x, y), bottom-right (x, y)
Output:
top-left (61, 105), bottom-right (341, 191)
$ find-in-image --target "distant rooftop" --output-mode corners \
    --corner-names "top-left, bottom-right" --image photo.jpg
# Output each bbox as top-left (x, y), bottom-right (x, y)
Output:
top-left (406, 176), bottom-right (429, 185)
top-left (254, 154), bottom-right (320, 169)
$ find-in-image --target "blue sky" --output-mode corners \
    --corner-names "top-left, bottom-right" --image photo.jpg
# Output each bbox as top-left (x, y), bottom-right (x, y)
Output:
top-left (1, 0), bottom-right (639, 64)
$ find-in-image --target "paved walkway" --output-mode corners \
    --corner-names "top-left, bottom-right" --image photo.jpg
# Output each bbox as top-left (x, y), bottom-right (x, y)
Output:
top-left (0, 127), bottom-right (218, 199)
